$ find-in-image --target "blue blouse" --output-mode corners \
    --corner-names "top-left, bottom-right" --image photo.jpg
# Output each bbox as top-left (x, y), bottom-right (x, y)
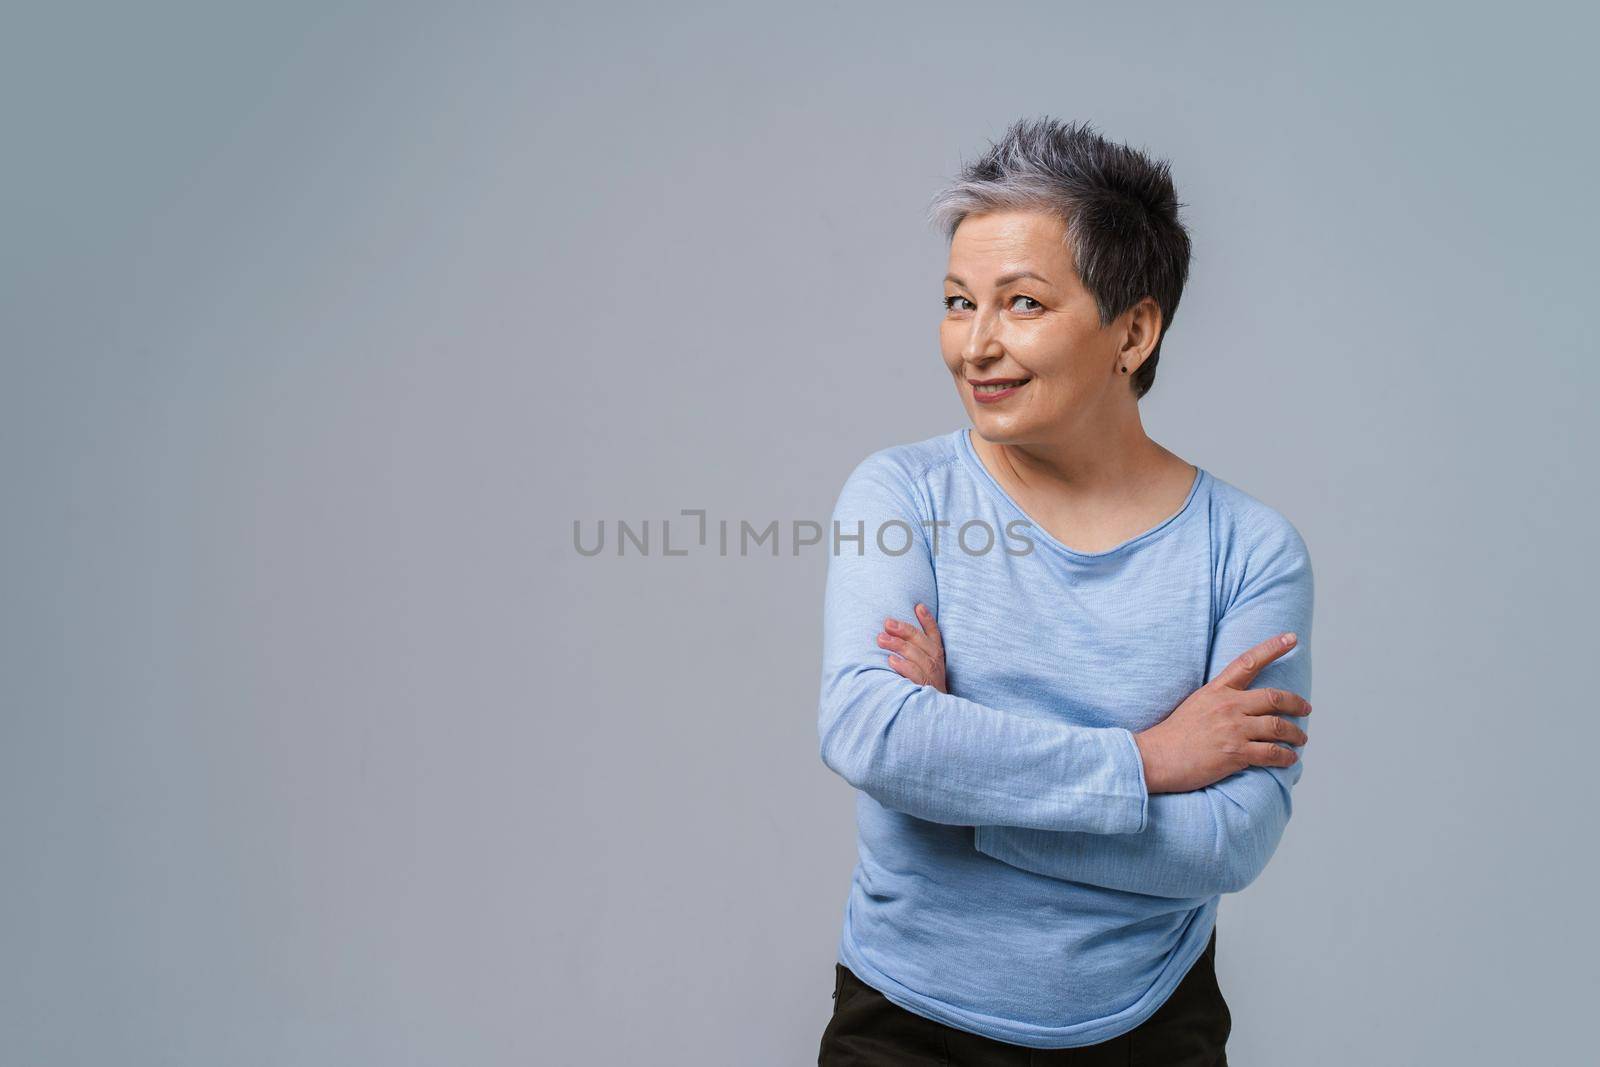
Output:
top-left (817, 427), bottom-right (1314, 1048)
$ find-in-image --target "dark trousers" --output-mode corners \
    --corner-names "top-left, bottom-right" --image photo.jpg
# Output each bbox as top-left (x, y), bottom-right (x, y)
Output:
top-left (819, 927), bottom-right (1229, 1066)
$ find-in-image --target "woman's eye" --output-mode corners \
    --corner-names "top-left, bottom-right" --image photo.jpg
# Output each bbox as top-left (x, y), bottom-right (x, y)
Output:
top-left (943, 295), bottom-right (974, 312)
top-left (1010, 295), bottom-right (1042, 312)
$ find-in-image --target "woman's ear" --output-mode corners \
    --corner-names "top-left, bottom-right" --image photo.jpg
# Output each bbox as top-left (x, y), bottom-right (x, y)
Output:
top-left (1117, 296), bottom-right (1163, 376)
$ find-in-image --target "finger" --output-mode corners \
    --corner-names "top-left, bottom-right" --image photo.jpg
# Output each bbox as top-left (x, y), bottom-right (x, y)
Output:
top-left (883, 615), bottom-right (921, 642)
top-left (879, 629), bottom-right (937, 679)
top-left (1244, 740), bottom-right (1300, 768)
top-left (1213, 633), bottom-right (1299, 691)
top-left (1238, 686), bottom-right (1312, 718)
top-left (1246, 712), bottom-right (1309, 748)
top-left (886, 652), bottom-right (926, 686)
top-left (914, 603), bottom-right (942, 645)
top-left (886, 615), bottom-right (941, 663)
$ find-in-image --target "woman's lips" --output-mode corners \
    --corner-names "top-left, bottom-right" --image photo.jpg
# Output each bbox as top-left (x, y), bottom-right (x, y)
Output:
top-left (970, 378), bottom-right (1030, 404)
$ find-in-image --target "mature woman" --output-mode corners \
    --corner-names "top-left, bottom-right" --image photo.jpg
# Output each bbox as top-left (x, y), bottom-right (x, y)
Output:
top-left (815, 118), bottom-right (1314, 1066)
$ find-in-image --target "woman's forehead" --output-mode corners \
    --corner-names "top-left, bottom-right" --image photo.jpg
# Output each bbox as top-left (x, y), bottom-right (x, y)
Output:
top-left (948, 211), bottom-right (1073, 275)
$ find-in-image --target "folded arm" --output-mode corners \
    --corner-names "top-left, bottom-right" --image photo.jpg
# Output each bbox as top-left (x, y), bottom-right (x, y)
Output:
top-left (971, 516), bottom-right (1314, 898)
top-left (816, 451), bottom-right (1151, 835)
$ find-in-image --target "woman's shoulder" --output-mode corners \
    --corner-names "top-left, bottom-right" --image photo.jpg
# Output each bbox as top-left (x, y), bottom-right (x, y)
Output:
top-left (839, 429), bottom-right (963, 491)
top-left (828, 429), bottom-right (964, 524)
top-left (1203, 469), bottom-right (1313, 576)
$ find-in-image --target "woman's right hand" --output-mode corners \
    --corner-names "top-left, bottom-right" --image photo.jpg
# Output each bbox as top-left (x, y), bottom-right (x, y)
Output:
top-left (1133, 632), bottom-right (1312, 794)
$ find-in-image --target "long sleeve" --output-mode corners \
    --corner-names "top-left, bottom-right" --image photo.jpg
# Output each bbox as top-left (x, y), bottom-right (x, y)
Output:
top-left (971, 515), bottom-right (1314, 898)
top-left (817, 451), bottom-right (1151, 835)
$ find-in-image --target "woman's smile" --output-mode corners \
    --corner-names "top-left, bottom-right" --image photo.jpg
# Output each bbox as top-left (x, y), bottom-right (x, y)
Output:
top-left (969, 376), bottom-right (1031, 402)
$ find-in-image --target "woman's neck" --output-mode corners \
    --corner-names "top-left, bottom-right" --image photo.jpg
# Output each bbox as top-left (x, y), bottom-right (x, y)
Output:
top-left (971, 414), bottom-right (1180, 495)
top-left (968, 418), bottom-right (1196, 552)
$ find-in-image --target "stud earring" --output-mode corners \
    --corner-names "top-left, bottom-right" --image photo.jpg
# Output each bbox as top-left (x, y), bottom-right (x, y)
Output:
top-left (1120, 365), bottom-right (1128, 373)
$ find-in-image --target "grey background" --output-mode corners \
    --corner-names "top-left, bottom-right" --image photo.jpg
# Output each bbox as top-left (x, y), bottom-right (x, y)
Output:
top-left (4, 1), bottom-right (1595, 1063)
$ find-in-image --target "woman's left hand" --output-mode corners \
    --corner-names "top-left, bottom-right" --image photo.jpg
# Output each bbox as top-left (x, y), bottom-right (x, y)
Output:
top-left (876, 603), bottom-right (948, 693)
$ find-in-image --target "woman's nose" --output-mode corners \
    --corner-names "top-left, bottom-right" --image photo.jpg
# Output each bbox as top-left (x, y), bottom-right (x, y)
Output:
top-left (964, 308), bottom-right (1002, 362)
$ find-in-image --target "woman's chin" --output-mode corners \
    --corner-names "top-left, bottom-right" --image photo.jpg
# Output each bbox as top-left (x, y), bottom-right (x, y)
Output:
top-left (969, 408), bottom-right (1035, 441)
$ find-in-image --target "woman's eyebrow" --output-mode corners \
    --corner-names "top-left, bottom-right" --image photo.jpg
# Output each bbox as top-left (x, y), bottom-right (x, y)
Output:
top-left (944, 270), bottom-right (1052, 288)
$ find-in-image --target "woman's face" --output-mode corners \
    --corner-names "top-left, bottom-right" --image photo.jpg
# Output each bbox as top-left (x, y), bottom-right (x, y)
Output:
top-left (940, 208), bottom-right (1137, 443)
